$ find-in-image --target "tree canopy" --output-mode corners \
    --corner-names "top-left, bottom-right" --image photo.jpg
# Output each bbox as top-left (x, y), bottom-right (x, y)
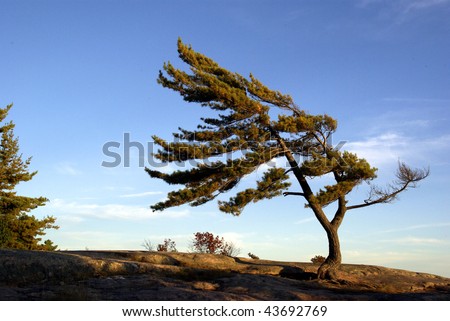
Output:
top-left (147, 39), bottom-right (429, 279)
top-left (0, 104), bottom-right (58, 250)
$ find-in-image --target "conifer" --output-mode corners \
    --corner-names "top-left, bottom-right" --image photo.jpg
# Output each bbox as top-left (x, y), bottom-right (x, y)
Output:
top-left (147, 40), bottom-right (429, 279)
top-left (0, 104), bottom-right (58, 250)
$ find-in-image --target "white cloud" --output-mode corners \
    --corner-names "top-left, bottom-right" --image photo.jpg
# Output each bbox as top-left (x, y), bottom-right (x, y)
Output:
top-left (48, 198), bottom-right (189, 221)
top-left (294, 217), bottom-right (315, 225)
top-left (343, 248), bottom-right (450, 276)
top-left (345, 132), bottom-right (407, 166)
top-left (381, 237), bottom-right (450, 245)
top-left (374, 222), bottom-right (450, 234)
top-left (356, 0), bottom-right (450, 25)
top-left (104, 186), bottom-right (134, 192)
top-left (343, 249), bottom-right (420, 264)
top-left (219, 231), bottom-right (249, 248)
top-left (345, 132), bottom-right (450, 168)
top-left (56, 230), bottom-right (140, 250)
top-left (120, 191), bottom-right (164, 198)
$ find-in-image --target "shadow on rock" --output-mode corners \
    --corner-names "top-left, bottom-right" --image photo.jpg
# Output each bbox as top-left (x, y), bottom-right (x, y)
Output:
top-left (279, 266), bottom-right (317, 281)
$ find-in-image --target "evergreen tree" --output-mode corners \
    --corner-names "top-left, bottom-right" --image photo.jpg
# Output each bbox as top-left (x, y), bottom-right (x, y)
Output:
top-left (0, 104), bottom-right (58, 250)
top-left (147, 39), bottom-right (429, 279)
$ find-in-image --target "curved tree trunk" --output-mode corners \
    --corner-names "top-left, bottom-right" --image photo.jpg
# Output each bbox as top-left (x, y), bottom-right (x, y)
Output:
top-left (317, 225), bottom-right (342, 280)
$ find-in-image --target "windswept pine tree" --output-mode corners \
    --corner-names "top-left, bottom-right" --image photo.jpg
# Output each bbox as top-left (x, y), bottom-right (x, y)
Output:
top-left (147, 39), bottom-right (429, 279)
top-left (0, 104), bottom-right (58, 250)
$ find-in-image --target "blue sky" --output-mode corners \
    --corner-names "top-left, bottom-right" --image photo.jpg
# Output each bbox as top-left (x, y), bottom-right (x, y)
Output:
top-left (1, 0), bottom-right (449, 277)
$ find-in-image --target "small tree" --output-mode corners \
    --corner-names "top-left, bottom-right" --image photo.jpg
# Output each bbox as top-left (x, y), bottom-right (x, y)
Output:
top-left (147, 39), bottom-right (429, 279)
top-left (0, 104), bottom-right (58, 250)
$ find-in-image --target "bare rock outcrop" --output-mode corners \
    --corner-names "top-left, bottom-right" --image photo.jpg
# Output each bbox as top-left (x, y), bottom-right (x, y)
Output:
top-left (1, 250), bottom-right (449, 300)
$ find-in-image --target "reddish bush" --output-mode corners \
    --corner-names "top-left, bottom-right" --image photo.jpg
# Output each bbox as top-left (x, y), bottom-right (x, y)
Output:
top-left (190, 232), bottom-right (240, 257)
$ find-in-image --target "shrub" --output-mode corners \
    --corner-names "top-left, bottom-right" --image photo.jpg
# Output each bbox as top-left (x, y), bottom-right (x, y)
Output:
top-left (222, 241), bottom-right (241, 257)
top-left (190, 232), bottom-right (240, 257)
top-left (41, 240), bottom-right (58, 251)
top-left (141, 239), bottom-right (154, 251)
top-left (248, 252), bottom-right (259, 260)
top-left (157, 238), bottom-right (177, 252)
top-left (311, 255), bottom-right (326, 264)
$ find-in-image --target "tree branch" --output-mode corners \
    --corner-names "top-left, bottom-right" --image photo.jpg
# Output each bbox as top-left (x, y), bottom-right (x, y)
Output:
top-left (347, 162), bottom-right (429, 210)
top-left (283, 192), bottom-right (305, 197)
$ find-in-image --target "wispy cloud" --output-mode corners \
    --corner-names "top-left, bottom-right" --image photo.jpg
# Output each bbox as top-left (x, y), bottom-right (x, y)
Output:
top-left (48, 198), bottom-right (189, 221)
top-left (120, 191), bottom-right (164, 198)
top-left (356, 0), bottom-right (382, 7)
top-left (345, 132), bottom-right (408, 165)
top-left (358, 107), bottom-right (447, 138)
top-left (219, 231), bottom-right (249, 249)
top-left (294, 217), bottom-right (315, 225)
top-left (357, 0), bottom-right (450, 10)
top-left (380, 236), bottom-right (450, 245)
top-left (374, 222), bottom-right (450, 234)
top-left (382, 97), bottom-right (450, 104)
top-left (343, 247), bottom-right (450, 276)
top-left (356, 0), bottom-right (450, 24)
top-left (344, 249), bottom-right (424, 265)
top-left (404, 0), bottom-right (450, 12)
top-left (346, 131), bottom-right (450, 167)
top-left (56, 162), bottom-right (82, 176)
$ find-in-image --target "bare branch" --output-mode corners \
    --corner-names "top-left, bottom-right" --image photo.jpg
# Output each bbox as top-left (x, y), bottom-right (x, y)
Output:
top-left (284, 168), bottom-right (294, 175)
top-left (347, 162), bottom-right (429, 210)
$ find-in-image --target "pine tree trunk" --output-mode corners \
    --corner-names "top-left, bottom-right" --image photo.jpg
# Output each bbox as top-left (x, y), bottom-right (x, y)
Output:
top-left (317, 225), bottom-right (342, 280)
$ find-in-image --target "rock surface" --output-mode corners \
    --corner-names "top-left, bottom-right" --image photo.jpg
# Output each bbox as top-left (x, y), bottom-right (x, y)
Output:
top-left (1, 250), bottom-right (449, 300)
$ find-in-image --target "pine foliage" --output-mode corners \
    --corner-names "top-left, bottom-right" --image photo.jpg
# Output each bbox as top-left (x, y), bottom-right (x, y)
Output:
top-left (147, 39), bottom-right (428, 278)
top-left (0, 104), bottom-right (58, 250)
top-left (147, 39), bottom-right (381, 214)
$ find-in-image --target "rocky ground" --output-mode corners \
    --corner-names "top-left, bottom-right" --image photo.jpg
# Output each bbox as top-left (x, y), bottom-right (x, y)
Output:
top-left (0, 249), bottom-right (449, 300)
